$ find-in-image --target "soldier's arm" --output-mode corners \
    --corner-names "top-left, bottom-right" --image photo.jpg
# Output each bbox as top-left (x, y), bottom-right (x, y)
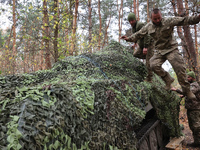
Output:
top-left (126, 24), bottom-right (149, 43)
top-left (176, 89), bottom-right (183, 94)
top-left (137, 22), bottom-right (151, 48)
top-left (190, 82), bottom-right (200, 94)
top-left (144, 34), bottom-right (151, 48)
top-left (169, 15), bottom-right (200, 27)
top-left (175, 89), bottom-right (183, 95)
top-left (137, 22), bottom-right (145, 31)
top-left (171, 87), bottom-right (183, 94)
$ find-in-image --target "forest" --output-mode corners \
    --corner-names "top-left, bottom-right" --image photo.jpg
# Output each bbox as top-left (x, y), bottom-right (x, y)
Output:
top-left (0, 0), bottom-right (200, 149)
top-left (0, 0), bottom-right (200, 80)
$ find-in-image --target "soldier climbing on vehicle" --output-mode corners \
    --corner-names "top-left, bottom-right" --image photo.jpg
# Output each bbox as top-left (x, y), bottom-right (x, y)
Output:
top-left (123, 12), bottom-right (154, 82)
top-left (171, 71), bottom-right (200, 147)
top-left (121, 8), bottom-right (200, 100)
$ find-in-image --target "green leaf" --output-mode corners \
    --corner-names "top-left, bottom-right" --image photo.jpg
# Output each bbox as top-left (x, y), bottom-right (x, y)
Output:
top-left (54, 140), bottom-right (60, 149)
top-left (109, 145), bottom-right (113, 150)
top-left (12, 116), bottom-right (19, 122)
top-left (42, 100), bottom-right (50, 107)
top-left (47, 90), bottom-right (51, 96)
top-left (2, 99), bottom-right (9, 110)
top-left (15, 130), bottom-right (22, 138)
top-left (49, 144), bottom-right (53, 150)
top-left (18, 86), bottom-right (28, 92)
top-left (16, 143), bottom-right (22, 150)
top-left (44, 144), bottom-right (47, 150)
top-left (67, 136), bottom-right (71, 148)
top-left (7, 135), bottom-right (15, 143)
top-left (44, 136), bottom-right (49, 143)
top-left (72, 143), bottom-right (77, 150)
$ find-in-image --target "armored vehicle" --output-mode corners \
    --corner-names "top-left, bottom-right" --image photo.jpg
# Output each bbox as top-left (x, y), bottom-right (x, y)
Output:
top-left (0, 41), bottom-right (181, 150)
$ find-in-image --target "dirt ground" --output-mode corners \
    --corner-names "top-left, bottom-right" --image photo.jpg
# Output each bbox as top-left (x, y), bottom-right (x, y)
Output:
top-left (179, 105), bottom-right (200, 150)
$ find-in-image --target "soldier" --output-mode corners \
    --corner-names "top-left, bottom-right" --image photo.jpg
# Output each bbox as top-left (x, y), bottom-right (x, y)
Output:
top-left (124, 12), bottom-right (154, 82)
top-left (121, 8), bottom-right (200, 100)
top-left (171, 71), bottom-right (200, 147)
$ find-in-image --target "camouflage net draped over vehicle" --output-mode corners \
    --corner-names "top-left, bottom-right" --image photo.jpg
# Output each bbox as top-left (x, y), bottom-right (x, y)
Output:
top-left (0, 41), bottom-right (181, 150)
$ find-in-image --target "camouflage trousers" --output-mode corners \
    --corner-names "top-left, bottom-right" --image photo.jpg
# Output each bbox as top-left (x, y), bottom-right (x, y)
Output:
top-left (150, 49), bottom-right (190, 92)
top-left (187, 109), bottom-right (200, 144)
top-left (133, 45), bottom-right (154, 81)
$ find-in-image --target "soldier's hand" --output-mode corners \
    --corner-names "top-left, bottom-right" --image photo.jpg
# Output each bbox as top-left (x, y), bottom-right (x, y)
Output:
top-left (131, 43), bottom-right (136, 49)
top-left (180, 95), bottom-right (185, 98)
top-left (143, 48), bottom-right (148, 55)
top-left (120, 36), bottom-right (128, 41)
top-left (171, 87), bottom-right (176, 91)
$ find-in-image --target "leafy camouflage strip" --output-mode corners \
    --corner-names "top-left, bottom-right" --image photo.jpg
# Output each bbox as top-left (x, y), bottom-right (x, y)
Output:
top-left (149, 76), bottom-right (182, 137)
top-left (0, 41), bottom-right (180, 149)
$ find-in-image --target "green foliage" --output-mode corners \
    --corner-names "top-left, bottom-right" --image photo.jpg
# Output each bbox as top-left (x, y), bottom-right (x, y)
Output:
top-left (149, 75), bottom-right (182, 137)
top-left (7, 116), bottom-right (22, 150)
top-left (70, 77), bottom-right (95, 118)
top-left (0, 30), bottom-right (5, 47)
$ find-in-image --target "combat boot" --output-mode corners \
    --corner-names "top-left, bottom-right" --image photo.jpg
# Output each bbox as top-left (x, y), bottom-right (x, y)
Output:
top-left (161, 72), bottom-right (175, 90)
top-left (185, 90), bottom-right (196, 100)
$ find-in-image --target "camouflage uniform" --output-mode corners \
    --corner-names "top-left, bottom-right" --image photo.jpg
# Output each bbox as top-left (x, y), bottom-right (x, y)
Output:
top-left (127, 15), bottom-right (200, 93)
top-left (128, 21), bottom-right (154, 80)
top-left (176, 82), bottom-right (200, 144)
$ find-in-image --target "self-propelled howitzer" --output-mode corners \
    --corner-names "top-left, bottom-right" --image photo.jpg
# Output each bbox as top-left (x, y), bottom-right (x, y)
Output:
top-left (0, 41), bottom-right (181, 150)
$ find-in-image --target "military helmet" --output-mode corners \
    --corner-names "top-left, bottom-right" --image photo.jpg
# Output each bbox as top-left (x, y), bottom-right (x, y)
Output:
top-left (187, 71), bottom-right (195, 79)
top-left (128, 12), bottom-right (136, 21)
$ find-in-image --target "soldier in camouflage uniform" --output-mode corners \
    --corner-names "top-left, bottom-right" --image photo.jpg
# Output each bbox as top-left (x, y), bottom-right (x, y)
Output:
top-left (121, 8), bottom-right (200, 100)
top-left (171, 71), bottom-right (200, 147)
top-left (124, 12), bottom-right (154, 82)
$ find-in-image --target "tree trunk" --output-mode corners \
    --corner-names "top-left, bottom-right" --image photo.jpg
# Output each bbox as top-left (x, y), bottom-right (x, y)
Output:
top-left (54, 0), bottom-right (59, 62)
top-left (118, 0), bottom-right (123, 42)
top-left (71, 0), bottom-right (79, 55)
top-left (41, 18), bottom-right (45, 70)
top-left (133, 0), bottom-right (136, 14)
top-left (171, 0), bottom-right (191, 69)
top-left (147, 0), bottom-right (150, 22)
top-left (66, 0), bottom-right (74, 56)
top-left (43, 0), bottom-right (51, 69)
top-left (103, 15), bottom-right (111, 48)
top-left (185, 0), bottom-right (189, 15)
top-left (177, 0), bottom-right (198, 74)
top-left (171, 0), bottom-right (189, 63)
top-left (194, 24), bottom-right (199, 81)
top-left (117, 0), bottom-right (119, 41)
top-left (137, 0), bottom-right (139, 20)
top-left (88, 0), bottom-right (92, 53)
top-left (120, 0), bottom-right (123, 39)
top-left (12, 0), bottom-right (16, 74)
top-left (129, 0), bottom-right (132, 11)
top-left (39, 48), bottom-right (44, 70)
top-left (98, 0), bottom-right (102, 51)
top-left (187, 1), bottom-right (199, 81)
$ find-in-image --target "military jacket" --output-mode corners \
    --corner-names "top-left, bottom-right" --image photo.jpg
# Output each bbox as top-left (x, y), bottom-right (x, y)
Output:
top-left (131, 21), bottom-right (151, 49)
top-left (127, 15), bottom-right (200, 55)
top-left (185, 82), bottom-right (200, 110)
top-left (176, 82), bottom-right (200, 110)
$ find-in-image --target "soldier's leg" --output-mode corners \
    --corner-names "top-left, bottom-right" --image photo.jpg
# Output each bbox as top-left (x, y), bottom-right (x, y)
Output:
top-left (167, 49), bottom-right (196, 99)
top-left (145, 45), bottom-right (154, 82)
top-left (150, 53), bottom-right (174, 90)
top-left (187, 110), bottom-right (200, 144)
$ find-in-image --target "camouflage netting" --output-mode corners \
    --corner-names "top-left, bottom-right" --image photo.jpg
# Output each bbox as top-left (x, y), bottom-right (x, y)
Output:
top-left (0, 41), bottom-right (181, 150)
